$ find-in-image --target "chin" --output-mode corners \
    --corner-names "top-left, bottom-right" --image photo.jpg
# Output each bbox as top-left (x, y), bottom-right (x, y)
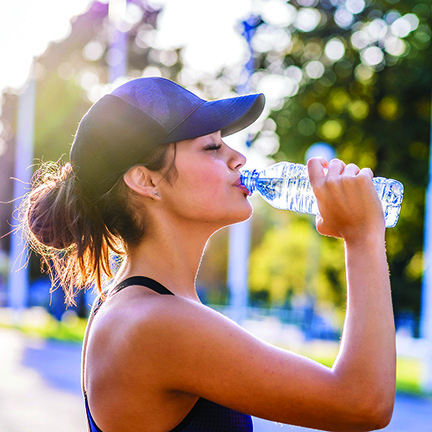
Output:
top-left (203, 200), bottom-right (253, 231)
top-left (226, 205), bottom-right (254, 226)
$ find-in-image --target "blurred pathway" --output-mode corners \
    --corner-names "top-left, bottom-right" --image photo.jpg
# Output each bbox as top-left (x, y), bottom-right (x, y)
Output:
top-left (0, 328), bottom-right (86, 432)
top-left (0, 327), bottom-right (431, 431)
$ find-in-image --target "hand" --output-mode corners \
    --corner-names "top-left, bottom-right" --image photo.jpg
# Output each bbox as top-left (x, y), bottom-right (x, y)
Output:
top-left (307, 157), bottom-right (385, 243)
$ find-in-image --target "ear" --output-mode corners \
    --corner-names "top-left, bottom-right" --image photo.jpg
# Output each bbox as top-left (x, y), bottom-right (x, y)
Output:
top-left (123, 166), bottom-right (161, 199)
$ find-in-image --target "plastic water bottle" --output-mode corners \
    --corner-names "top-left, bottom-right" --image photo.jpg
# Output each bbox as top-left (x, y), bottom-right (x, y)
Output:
top-left (240, 162), bottom-right (404, 228)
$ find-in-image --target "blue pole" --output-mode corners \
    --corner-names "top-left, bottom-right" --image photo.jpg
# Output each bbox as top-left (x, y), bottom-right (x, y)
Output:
top-left (227, 221), bottom-right (251, 324)
top-left (7, 67), bottom-right (36, 320)
top-left (227, 16), bottom-right (262, 324)
top-left (420, 91), bottom-right (432, 392)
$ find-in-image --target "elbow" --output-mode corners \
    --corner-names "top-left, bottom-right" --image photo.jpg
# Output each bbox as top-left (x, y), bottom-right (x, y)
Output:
top-left (335, 382), bottom-right (395, 431)
top-left (361, 402), bottom-right (394, 431)
top-left (354, 390), bottom-right (395, 431)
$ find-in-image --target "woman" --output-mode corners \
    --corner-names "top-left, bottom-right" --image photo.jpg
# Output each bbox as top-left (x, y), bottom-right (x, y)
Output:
top-left (23, 77), bottom-right (396, 431)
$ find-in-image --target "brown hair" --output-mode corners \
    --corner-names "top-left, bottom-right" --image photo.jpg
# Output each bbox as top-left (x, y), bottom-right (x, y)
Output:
top-left (22, 143), bottom-right (176, 306)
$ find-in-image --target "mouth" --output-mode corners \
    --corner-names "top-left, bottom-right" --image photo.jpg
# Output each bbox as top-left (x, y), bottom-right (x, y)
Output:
top-left (233, 179), bottom-right (252, 196)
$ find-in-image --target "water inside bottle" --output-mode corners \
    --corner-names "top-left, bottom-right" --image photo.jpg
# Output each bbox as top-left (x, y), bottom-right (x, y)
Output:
top-left (372, 178), bottom-right (404, 228)
top-left (255, 176), bottom-right (320, 215)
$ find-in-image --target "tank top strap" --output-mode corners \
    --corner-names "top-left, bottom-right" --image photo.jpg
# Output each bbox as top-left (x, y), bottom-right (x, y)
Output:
top-left (112, 276), bottom-right (175, 296)
top-left (92, 276), bottom-right (174, 316)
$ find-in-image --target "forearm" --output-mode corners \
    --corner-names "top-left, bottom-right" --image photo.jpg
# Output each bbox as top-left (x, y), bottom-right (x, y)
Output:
top-left (333, 233), bottom-right (396, 408)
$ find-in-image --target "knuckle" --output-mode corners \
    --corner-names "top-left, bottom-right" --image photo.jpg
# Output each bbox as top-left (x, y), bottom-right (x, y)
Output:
top-left (358, 173), bottom-right (373, 187)
top-left (343, 175), bottom-right (357, 187)
top-left (325, 176), bottom-right (339, 190)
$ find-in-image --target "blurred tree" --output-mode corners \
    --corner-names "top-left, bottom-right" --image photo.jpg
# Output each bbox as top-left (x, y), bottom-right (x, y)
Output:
top-left (0, 0), bottom-right (185, 306)
top-left (231, 0), bottom-right (431, 331)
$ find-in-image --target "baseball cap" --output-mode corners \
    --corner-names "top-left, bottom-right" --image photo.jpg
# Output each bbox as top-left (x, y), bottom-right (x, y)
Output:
top-left (70, 77), bottom-right (265, 197)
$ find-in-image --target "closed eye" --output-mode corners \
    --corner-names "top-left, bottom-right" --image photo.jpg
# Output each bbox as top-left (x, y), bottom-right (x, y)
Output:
top-left (204, 144), bottom-right (222, 151)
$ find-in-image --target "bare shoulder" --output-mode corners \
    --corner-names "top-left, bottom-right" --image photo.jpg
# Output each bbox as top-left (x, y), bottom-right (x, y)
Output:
top-left (93, 286), bottom-right (249, 359)
top-left (87, 286), bottom-right (228, 358)
top-left (87, 285), bottom-right (261, 388)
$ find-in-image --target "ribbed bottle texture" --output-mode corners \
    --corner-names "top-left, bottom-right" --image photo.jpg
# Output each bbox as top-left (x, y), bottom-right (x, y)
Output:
top-left (240, 162), bottom-right (404, 228)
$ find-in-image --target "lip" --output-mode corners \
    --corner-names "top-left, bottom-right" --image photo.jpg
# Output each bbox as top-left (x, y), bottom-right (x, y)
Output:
top-left (233, 178), bottom-right (252, 196)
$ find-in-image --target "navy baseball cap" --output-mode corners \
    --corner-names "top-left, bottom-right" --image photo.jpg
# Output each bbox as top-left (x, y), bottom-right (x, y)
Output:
top-left (70, 77), bottom-right (265, 197)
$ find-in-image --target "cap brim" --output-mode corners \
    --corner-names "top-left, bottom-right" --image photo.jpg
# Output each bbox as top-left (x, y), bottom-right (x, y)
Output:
top-left (162, 93), bottom-right (265, 143)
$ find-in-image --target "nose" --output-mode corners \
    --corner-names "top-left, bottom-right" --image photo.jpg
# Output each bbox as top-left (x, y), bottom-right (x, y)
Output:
top-left (228, 146), bottom-right (246, 171)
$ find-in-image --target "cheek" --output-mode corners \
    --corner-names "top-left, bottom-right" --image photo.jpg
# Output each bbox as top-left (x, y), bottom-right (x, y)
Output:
top-left (184, 163), bottom-right (227, 195)
top-left (172, 157), bottom-right (240, 216)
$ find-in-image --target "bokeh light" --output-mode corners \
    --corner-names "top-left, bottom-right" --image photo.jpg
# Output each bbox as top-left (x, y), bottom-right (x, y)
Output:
top-left (361, 46), bottom-right (384, 67)
top-left (255, 72), bottom-right (300, 105)
top-left (345, 0), bottom-right (365, 15)
top-left (285, 65), bottom-right (303, 84)
top-left (252, 26), bottom-right (292, 53)
top-left (308, 102), bottom-right (327, 121)
top-left (391, 14), bottom-right (419, 38)
top-left (334, 7), bottom-right (354, 29)
top-left (297, 0), bottom-right (319, 6)
top-left (385, 10), bottom-right (401, 25)
top-left (298, 118), bottom-right (316, 136)
top-left (378, 96), bottom-right (400, 120)
top-left (367, 19), bottom-right (388, 43)
top-left (325, 38), bottom-right (346, 61)
top-left (305, 60), bottom-right (325, 79)
top-left (384, 36), bottom-right (406, 57)
top-left (295, 8), bottom-right (321, 32)
top-left (348, 100), bottom-right (369, 120)
top-left (82, 41), bottom-right (105, 62)
top-left (260, 0), bottom-right (296, 27)
top-left (354, 63), bottom-right (375, 82)
top-left (253, 130), bottom-right (280, 155)
top-left (351, 30), bottom-right (369, 50)
top-left (320, 119), bottom-right (345, 140)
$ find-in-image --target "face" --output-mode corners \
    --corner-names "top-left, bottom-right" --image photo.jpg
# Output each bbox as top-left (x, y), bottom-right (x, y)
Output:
top-left (156, 131), bottom-right (253, 230)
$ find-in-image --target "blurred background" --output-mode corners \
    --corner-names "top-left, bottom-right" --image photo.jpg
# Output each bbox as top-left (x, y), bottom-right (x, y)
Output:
top-left (0, 0), bottom-right (431, 430)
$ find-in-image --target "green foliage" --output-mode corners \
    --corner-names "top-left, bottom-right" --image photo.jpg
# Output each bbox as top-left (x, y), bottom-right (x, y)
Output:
top-left (249, 216), bottom-right (311, 305)
top-left (1, 314), bottom-right (87, 343)
top-left (34, 74), bottom-right (89, 162)
top-left (249, 214), bottom-right (346, 317)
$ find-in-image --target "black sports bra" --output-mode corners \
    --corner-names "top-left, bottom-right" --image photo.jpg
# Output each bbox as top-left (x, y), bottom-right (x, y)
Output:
top-left (83, 276), bottom-right (253, 431)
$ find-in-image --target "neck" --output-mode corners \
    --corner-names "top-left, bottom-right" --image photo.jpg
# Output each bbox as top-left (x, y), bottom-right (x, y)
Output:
top-left (115, 218), bottom-right (219, 301)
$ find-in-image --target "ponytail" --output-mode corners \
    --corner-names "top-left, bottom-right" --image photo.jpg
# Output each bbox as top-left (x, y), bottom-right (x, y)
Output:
top-left (23, 161), bottom-right (124, 305)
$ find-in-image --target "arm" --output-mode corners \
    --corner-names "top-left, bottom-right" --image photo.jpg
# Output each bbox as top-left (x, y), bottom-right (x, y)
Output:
top-left (127, 159), bottom-right (395, 431)
top-left (308, 157), bottom-right (396, 426)
top-left (333, 232), bottom-right (395, 423)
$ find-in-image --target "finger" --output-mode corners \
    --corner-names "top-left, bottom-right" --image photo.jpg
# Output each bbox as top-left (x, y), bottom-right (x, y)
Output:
top-left (358, 167), bottom-right (374, 179)
top-left (327, 158), bottom-right (346, 177)
top-left (307, 157), bottom-right (328, 187)
top-left (344, 163), bottom-right (360, 176)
